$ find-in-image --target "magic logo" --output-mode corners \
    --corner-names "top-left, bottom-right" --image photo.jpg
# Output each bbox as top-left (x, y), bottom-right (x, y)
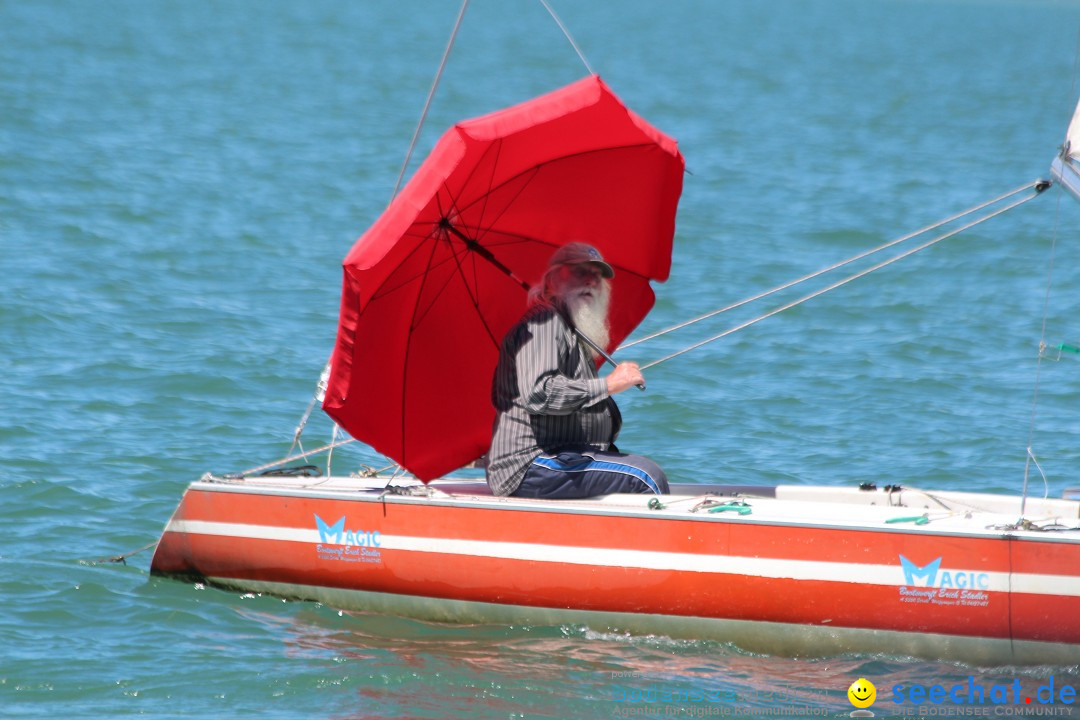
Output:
top-left (314, 514), bottom-right (381, 547)
top-left (899, 554), bottom-right (989, 590)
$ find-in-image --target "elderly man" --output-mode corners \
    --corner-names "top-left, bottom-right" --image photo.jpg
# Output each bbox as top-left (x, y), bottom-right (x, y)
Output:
top-left (486, 242), bottom-right (670, 499)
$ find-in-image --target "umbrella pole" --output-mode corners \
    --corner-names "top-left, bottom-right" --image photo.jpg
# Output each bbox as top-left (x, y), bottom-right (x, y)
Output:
top-left (575, 329), bottom-right (645, 392)
top-left (440, 220), bottom-right (529, 291)
top-left (439, 220), bottom-right (644, 391)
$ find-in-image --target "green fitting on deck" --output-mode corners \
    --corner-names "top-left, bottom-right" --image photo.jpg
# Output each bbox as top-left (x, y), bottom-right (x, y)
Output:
top-left (708, 503), bottom-right (752, 515)
top-left (886, 514), bottom-right (929, 525)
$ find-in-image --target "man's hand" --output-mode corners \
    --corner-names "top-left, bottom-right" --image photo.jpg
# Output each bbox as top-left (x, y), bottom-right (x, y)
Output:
top-left (605, 361), bottom-right (645, 395)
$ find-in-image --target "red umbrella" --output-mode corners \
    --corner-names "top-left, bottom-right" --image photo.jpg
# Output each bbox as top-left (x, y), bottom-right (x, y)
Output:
top-left (323, 75), bottom-right (685, 481)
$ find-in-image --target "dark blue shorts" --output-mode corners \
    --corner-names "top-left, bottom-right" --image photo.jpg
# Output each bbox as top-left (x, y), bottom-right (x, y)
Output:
top-left (512, 448), bottom-right (669, 499)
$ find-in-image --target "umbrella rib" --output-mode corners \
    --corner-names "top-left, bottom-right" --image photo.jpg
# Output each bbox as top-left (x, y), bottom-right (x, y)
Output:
top-left (440, 224), bottom-right (654, 284)
top-left (435, 138), bottom-right (538, 254)
top-left (445, 236), bottom-right (505, 350)
top-left (434, 153), bottom-right (502, 266)
top-left (409, 268), bottom-right (460, 330)
top-left (408, 239), bottom-right (480, 331)
top-left (368, 228), bottom-right (459, 301)
top-left (407, 195), bottom-right (474, 327)
top-left (437, 137), bottom-right (502, 229)
top-left (435, 143), bottom-right (661, 261)
top-left (471, 139), bottom-right (503, 250)
top-left (431, 140), bottom-right (541, 287)
top-left (398, 235), bottom-right (445, 468)
top-left (395, 205), bottom-right (515, 346)
top-left (375, 142), bottom-right (669, 302)
top-left (469, 167), bottom-right (539, 249)
top-left (451, 143), bottom-right (661, 221)
top-left (438, 144), bottom-right (667, 278)
top-left (426, 180), bottom-right (524, 347)
top-left (369, 227), bottom-right (515, 302)
top-left (372, 221), bottom-right (652, 304)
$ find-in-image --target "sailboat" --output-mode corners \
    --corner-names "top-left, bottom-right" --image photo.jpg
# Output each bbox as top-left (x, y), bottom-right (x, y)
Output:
top-left (150, 9), bottom-right (1080, 667)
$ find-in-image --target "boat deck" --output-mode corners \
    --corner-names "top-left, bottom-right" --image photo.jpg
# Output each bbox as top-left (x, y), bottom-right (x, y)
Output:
top-left (190, 473), bottom-right (1080, 540)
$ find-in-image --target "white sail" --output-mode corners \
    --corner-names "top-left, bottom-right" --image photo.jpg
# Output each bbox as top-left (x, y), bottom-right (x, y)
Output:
top-left (1051, 97), bottom-right (1080, 201)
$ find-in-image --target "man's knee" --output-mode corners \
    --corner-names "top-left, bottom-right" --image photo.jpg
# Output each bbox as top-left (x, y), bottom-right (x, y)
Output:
top-left (618, 453), bottom-right (668, 495)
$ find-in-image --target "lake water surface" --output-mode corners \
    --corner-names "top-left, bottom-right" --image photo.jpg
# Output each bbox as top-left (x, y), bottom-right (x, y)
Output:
top-left (5, 0), bottom-right (1080, 717)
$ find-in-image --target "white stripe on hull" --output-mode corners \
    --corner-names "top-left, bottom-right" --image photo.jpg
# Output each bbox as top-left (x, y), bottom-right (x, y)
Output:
top-left (167, 519), bottom-right (1080, 597)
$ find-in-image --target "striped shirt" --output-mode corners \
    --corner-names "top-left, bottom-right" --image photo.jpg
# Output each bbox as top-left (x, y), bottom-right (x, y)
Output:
top-left (486, 302), bottom-right (622, 496)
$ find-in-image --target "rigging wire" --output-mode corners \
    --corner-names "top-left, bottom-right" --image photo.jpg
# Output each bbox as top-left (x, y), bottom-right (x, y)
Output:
top-left (283, 4), bottom-right (1061, 486)
top-left (284, 0), bottom-right (593, 473)
top-left (1018, 30), bottom-right (1080, 520)
top-left (538, 0), bottom-right (595, 76)
top-left (286, 360), bottom-right (332, 464)
top-left (1021, 182), bottom-right (1068, 519)
top-left (92, 540), bottom-right (157, 565)
top-left (288, 392), bottom-right (318, 457)
top-left (1021, 198), bottom-right (1062, 515)
top-left (639, 183), bottom-right (1048, 372)
top-left (622, 181), bottom-right (1043, 352)
top-left (239, 437), bottom-right (357, 477)
top-left (1023, 446), bottom-right (1051, 512)
top-left (326, 423), bottom-right (340, 478)
top-left (390, 0), bottom-right (469, 202)
top-left (392, 0), bottom-right (593, 203)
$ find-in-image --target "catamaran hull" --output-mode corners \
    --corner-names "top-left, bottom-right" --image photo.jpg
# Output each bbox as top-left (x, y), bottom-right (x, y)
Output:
top-left (150, 477), bottom-right (1080, 665)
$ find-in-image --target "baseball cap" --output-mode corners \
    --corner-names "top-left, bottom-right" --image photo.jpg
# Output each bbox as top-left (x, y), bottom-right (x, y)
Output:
top-left (549, 242), bottom-right (615, 278)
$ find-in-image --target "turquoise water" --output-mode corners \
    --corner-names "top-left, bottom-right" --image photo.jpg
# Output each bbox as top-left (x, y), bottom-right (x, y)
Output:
top-left (5, 0), bottom-right (1080, 717)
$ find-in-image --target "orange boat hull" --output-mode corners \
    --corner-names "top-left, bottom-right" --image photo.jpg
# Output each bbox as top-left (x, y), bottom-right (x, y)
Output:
top-left (152, 477), bottom-right (1080, 665)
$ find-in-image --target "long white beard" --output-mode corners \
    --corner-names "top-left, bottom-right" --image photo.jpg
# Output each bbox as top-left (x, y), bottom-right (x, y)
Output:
top-left (565, 282), bottom-right (611, 358)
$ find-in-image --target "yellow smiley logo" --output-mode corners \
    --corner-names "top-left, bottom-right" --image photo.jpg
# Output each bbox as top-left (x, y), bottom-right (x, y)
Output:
top-left (847, 678), bottom-right (877, 709)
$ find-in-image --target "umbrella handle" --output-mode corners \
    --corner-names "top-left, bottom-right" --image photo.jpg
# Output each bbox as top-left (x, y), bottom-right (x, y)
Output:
top-left (574, 329), bottom-right (646, 392)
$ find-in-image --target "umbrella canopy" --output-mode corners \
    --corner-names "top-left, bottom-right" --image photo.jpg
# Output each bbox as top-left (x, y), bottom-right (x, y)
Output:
top-left (324, 75), bottom-right (685, 480)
